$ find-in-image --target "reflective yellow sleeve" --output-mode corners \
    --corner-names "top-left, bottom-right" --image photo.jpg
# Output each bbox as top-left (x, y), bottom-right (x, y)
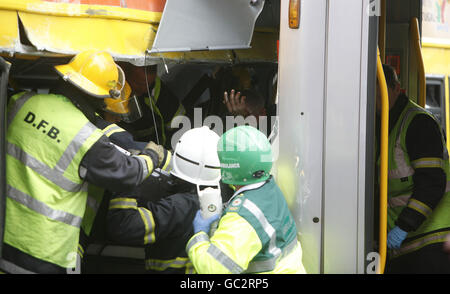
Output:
top-left (186, 212), bottom-right (262, 274)
top-left (136, 154), bottom-right (154, 179)
top-left (411, 157), bottom-right (444, 169)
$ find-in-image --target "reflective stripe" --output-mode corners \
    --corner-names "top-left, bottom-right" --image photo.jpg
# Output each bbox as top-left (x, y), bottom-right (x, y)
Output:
top-left (86, 195), bottom-right (100, 214)
top-left (392, 230), bottom-right (450, 257)
top-left (395, 106), bottom-right (422, 142)
top-left (7, 121), bottom-right (96, 192)
top-left (160, 150), bottom-right (172, 171)
top-left (228, 182), bottom-right (265, 202)
top-left (138, 207), bottom-right (155, 244)
top-left (55, 122), bottom-right (98, 173)
top-left (7, 142), bottom-right (85, 192)
top-left (186, 232), bottom-right (209, 253)
top-left (390, 107), bottom-right (422, 179)
top-left (446, 181), bottom-right (450, 192)
top-left (145, 257), bottom-right (190, 271)
top-left (7, 91), bottom-right (35, 127)
top-left (390, 143), bottom-right (415, 179)
top-left (185, 264), bottom-right (196, 274)
top-left (390, 107), bottom-right (446, 178)
top-left (8, 93), bottom-right (97, 185)
top-left (407, 198), bottom-right (433, 218)
top-left (245, 238), bottom-right (298, 273)
top-left (0, 258), bottom-right (36, 274)
top-left (388, 167), bottom-right (414, 179)
top-left (242, 199), bottom-right (281, 257)
top-left (108, 198), bottom-right (138, 210)
top-left (134, 155), bottom-right (152, 181)
top-left (102, 124), bottom-right (124, 137)
top-left (7, 184), bottom-right (83, 228)
top-left (206, 244), bottom-right (244, 274)
top-left (77, 244), bottom-right (85, 259)
top-left (388, 193), bottom-right (411, 208)
top-left (411, 157), bottom-right (444, 169)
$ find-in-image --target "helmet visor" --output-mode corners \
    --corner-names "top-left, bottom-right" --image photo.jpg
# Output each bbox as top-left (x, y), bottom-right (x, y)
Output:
top-left (104, 94), bottom-right (143, 123)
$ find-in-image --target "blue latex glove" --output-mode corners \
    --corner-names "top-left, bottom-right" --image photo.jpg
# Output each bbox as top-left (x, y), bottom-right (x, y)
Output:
top-left (387, 226), bottom-right (408, 249)
top-left (193, 210), bottom-right (220, 234)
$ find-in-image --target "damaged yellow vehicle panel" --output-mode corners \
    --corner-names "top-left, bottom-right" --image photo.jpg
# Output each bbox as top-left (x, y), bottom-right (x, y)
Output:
top-left (0, 0), bottom-right (160, 64)
top-left (0, 0), bottom-right (277, 65)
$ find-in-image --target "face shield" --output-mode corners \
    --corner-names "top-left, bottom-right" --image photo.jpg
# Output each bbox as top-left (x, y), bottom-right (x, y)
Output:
top-left (103, 81), bottom-right (143, 123)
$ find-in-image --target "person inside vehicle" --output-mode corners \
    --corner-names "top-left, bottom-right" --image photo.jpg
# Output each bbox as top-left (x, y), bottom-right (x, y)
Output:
top-left (220, 65), bottom-right (277, 135)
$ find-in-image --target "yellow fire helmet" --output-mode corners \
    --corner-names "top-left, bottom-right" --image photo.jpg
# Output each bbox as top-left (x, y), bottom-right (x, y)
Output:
top-left (54, 50), bottom-right (125, 99)
top-left (103, 81), bottom-right (143, 123)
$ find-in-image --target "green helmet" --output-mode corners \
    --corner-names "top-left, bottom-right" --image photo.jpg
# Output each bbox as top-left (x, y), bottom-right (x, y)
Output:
top-left (217, 126), bottom-right (272, 185)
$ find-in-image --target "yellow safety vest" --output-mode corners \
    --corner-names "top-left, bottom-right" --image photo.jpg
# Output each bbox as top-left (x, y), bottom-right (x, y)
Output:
top-left (4, 92), bottom-right (104, 270)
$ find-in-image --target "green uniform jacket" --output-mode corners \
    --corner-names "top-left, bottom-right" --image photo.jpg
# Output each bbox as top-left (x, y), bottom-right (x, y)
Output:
top-left (186, 177), bottom-right (306, 274)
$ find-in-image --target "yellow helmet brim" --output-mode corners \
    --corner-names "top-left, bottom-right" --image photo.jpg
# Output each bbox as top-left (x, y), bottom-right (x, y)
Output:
top-left (55, 63), bottom-right (111, 98)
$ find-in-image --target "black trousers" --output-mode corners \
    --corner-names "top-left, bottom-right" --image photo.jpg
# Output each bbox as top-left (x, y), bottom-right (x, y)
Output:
top-left (385, 242), bottom-right (450, 274)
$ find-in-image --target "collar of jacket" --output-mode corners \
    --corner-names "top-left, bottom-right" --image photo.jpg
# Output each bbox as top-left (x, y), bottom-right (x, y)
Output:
top-left (226, 177), bottom-right (272, 207)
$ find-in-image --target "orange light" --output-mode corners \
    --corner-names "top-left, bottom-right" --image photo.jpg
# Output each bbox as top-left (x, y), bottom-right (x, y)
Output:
top-left (289, 0), bottom-right (300, 29)
top-left (386, 54), bottom-right (401, 76)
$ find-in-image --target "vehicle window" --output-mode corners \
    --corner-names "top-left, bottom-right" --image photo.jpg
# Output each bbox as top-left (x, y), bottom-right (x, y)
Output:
top-left (426, 77), bottom-right (445, 132)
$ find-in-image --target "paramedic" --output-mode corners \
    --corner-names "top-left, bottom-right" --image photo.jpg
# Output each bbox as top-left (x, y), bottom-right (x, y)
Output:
top-left (187, 125), bottom-right (306, 274)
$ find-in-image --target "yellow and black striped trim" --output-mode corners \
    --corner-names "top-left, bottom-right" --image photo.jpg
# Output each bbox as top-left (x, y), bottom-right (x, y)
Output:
top-left (407, 198), bottom-right (433, 218)
top-left (411, 157), bottom-right (444, 169)
top-left (392, 230), bottom-right (450, 258)
top-left (138, 207), bottom-right (156, 245)
top-left (101, 124), bottom-right (126, 138)
top-left (108, 197), bottom-right (138, 210)
top-left (145, 257), bottom-right (191, 271)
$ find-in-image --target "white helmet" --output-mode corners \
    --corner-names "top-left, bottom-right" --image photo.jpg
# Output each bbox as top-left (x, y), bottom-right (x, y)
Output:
top-left (171, 126), bottom-right (221, 186)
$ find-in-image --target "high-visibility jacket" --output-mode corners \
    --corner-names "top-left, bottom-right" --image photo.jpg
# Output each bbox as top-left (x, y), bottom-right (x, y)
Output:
top-left (384, 99), bottom-right (450, 258)
top-left (186, 177), bottom-right (306, 274)
top-left (3, 91), bottom-right (105, 272)
top-left (2, 92), bottom-right (157, 273)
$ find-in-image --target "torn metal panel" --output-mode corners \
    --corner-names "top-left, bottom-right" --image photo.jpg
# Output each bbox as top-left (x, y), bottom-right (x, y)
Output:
top-left (151, 0), bottom-right (266, 53)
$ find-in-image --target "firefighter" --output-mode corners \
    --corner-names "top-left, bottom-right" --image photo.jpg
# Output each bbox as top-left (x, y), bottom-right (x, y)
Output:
top-left (187, 125), bottom-right (306, 274)
top-left (1, 50), bottom-right (170, 274)
top-left (376, 64), bottom-right (450, 274)
top-left (107, 126), bottom-right (225, 274)
top-left (117, 63), bottom-right (185, 148)
top-left (94, 81), bottom-right (147, 152)
top-left (119, 63), bottom-right (223, 149)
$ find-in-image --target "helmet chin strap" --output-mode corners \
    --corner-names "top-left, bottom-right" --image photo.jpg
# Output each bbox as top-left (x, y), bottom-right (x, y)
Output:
top-left (109, 64), bottom-right (126, 99)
